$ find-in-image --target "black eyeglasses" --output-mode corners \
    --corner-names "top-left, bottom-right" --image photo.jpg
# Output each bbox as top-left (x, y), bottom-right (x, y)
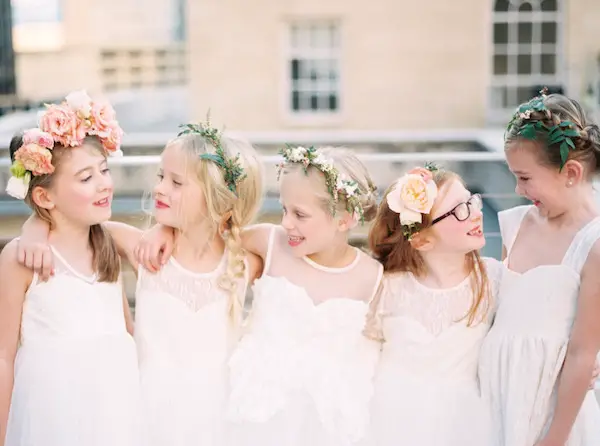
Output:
top-left (431, 194), bottom-right (483, 226)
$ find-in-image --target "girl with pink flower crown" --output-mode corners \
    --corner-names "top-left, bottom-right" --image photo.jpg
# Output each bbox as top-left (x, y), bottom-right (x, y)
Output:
top-left (0, 91), bottom-right (140, 446)
top-left (361, 165), bottom-right (502, 446)
top-left (478, 92), bottom-right (600, 446)
top-left (127, 146), bottom-right (383, 446)
top-left (15, 120), bottom-right (265, 446)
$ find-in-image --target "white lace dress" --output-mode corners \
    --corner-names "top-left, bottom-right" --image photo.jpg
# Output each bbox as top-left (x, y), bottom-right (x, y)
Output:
top-left (479, 205), bottom-right (600, 446)
top-left (363, 258), bottom-right (503, 446)
top-left (5, 246), bottom-right (142, 446)
top-left (226, 226), bottom-right (383, 446)
top-left (135, 252), bottom-right (248, 446)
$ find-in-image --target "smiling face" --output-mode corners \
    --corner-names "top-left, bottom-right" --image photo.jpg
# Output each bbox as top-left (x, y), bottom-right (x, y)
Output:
top-left (424, 178), bottom-right (485, 254)
top-left (505, 139), bottom-right (575, 218)
top-left (152, 141), bottom-right (208, 231)
top-left (278, 165), bottom-right (350, 257)
top-left (29, 140), bottom-right (114, 227)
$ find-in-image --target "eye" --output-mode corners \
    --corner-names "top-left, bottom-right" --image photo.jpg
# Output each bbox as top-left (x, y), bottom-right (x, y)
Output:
top-left (172, 180), bottom-right (182, 187)
top-left (101, 168), bottom-right (110, 174)
top-left (81, 176), bottom-right (92, 183)
top-left (295, 212), bottom-right (306, 219)
top-left (157, 173), bottom-right (164, 180)
top-left (519, 176), bottom-right (530, 182)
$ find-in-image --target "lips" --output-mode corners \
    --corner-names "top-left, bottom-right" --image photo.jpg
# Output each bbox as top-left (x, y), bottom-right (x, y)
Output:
top-left (467, 225), bottom-right (483, 237)
top-left (93, 197), bottom-right (110, 207)
top-left (288, 235), bottom-right (304, 247)
top-left (155, 200), bottom-right (169, 209)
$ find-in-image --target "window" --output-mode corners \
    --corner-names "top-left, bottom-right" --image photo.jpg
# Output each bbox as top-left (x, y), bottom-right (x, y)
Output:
top-left (287, 22), bottom-right (340, 114)
top-left (490, 0), bottom-right (562, 121)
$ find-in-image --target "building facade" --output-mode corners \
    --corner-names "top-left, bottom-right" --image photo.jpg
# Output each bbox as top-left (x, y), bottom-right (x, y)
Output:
top-left (11, 0), bottom-right (186, 101)
top-left (188, 0), bottom-right (600, 131)
top-left (0, 0), bottom-right (16, 97)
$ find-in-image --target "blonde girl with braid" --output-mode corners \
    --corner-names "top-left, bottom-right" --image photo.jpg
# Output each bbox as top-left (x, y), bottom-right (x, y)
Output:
top-left (16, 121), bottom-right (264, 446)
top-left (133, 146), bottom-right (384, 446)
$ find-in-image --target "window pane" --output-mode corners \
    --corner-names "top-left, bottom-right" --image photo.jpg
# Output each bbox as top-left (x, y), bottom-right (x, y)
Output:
top-left (541, 54), bottom-right (556, 74)
top-left (494, 54), bottom-right (508, 75)
top-left (310, 94), bottom-right (319, 110)
top-left (494, 23), bottom-right (509, 44)
top-left (292, 91), bottom-right (300, 110)
top-left (518, 22), bottom-right (532, 44)
top-left (517, 86), bottom-right (536, 104)
top-left (541, 22), bottom-right (557, 44)
top-left (494, 0), bottom-right (510, 12)
top-left (519, 2), bottom-right (533, 12)
top-left (491, 86), bottom-right (508, 108)
top-left (329, 94), bottom-right (338, 111)
top-left (291, 59), bottom-right (300, 81)
top-left (541, 0), bottom-right (557, 11)
top-left (517, 54), bottom-right (532, 74)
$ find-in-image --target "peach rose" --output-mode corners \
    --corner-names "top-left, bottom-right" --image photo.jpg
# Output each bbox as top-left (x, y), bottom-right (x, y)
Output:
top-left (101, 123), bottom-right (123, 153)
top-left (89, 101), bottom-right (118, 139)
top-left (22, 128), bottom-right (54, 150)
top-left (386, 174), bottom-right (438, 225)
top-left (65, 90), bottom-right (92, 118)
top-left (39, 104), bottom-right (87, 147)
top-left (408, 167), bottom-right (433, 182)
top-left (15, 143), bottom-right (55, 176)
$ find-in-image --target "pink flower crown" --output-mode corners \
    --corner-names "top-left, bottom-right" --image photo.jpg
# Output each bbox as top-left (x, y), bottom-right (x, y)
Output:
top-left (6, 90), bottom-right (123, 200)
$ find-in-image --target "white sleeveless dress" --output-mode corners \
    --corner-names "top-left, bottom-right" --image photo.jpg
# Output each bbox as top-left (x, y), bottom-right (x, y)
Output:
top-left (227, 226), bottom-right (383, 446)
top-left (5, 246), bottom-right (141, 446)
top-left (135, 252), bottom-right (248, 446)
top-left (363, 258), bottom-right (503, 446)
top-left (479, 205), bottom-right (600, 446)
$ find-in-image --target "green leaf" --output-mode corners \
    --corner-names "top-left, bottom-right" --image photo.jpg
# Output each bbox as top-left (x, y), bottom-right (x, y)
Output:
top-left (566, 138), bottom-right (576, 149)
top-left (549, 133), bottom-right (564, 145)
top-left (199, 153), bottom-right (225, 167)
top-left (560, 141), bottom-right (570, 168)
top-left (520, 124), bottom-right (537, 139)
top-left (562, 129), bottom-right (579, 138)
top-left (559, 121), bottom-right (574, 128)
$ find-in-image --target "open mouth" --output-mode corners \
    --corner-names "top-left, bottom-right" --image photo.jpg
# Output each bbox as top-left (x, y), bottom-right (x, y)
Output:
top-left (94, 197), bottom-right (110, 207)
top-left (288, 235), bottom-right (305, 247)
top-left (467, 226), bottom-right (483, 237)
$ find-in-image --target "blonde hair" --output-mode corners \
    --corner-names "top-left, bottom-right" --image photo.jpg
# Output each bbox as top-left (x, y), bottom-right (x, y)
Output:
top-left (168, 132), bottom-right (263, 326)
top-left (365, 170), bottom-right (490, 337)
top-left (9, 134), bottom-right (121, 282)
top-left (280, 146), bottom-right (378, 222)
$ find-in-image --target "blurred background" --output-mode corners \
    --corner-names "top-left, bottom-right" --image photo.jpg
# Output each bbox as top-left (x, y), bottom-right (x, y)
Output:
top-left (0, 0), bottom-right (599, 298)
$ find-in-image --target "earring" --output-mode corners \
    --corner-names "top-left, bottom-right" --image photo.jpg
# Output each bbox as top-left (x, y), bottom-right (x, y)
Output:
top-left (567, 180), bottom-right (574, 187)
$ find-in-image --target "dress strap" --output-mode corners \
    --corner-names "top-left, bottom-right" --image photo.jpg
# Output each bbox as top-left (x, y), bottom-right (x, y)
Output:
top-left (561, 217), bottom-right (600, 275)
top-left (498, 205), bottom-right (531, 257)
top-left (262, 226), bottom-right (278, 274)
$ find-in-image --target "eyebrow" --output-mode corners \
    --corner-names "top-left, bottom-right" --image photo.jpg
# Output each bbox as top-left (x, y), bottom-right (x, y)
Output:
top-left (74, 160), bottom-right (107, 176)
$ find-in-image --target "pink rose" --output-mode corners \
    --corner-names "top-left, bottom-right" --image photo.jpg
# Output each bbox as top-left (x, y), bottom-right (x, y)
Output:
top-left (22, 128), bottom-right (54, 149)
top-left (89, 101), bottom-right (118, 139)
top-left (15, 143), bottom-right (55, 176)
top-left (101, 123), bottom-right (123, 153)
top-left (408, 167), bottom-right (434, 183)
top-left (39, 104), bottom-right (87, 147)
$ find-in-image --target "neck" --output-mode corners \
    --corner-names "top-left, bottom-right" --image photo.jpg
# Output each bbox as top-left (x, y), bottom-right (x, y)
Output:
top-left (48, 215), bottom-right (92, 254)
top-left (418, 250), bottom-right (470, 289)
top-left (173, 222), bottom-right (225, 262)
top-left (306, 238), bottom-right (356, 269)
top-left (547, 187), bottom-right (598, 227)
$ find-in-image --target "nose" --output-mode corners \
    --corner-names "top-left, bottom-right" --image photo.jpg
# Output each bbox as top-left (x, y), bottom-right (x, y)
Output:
top-left (515, 182), bottom-right (523, 196)
top-left (281, 212), bottom-right (294, 230)
top-left (98, 170), bottom-right (114, 192)
top-left (153, 179), bottom-right (166, 198)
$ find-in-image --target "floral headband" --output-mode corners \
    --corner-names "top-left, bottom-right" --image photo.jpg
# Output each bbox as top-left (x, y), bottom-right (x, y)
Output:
top-left (386, 163), bottom-right (439, 239)
top-left (506, 87), bottom-right (580, 170)
top-left (178, 120), bottom-right (246, 195)
top-left (277, 145), bottom-right (366, 222)
top-left (6, 90), bottom-right (123, 200)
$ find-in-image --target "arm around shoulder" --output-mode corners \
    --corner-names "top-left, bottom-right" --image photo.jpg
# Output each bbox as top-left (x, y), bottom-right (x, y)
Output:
top-left (246, 251), bottom-right (264, 284)
top-left (241, 223), bottom-right (277, 261)
top-left (102, 221), bottom-right (144, 269)
top-left (0, 240), bottom-right (32, 442)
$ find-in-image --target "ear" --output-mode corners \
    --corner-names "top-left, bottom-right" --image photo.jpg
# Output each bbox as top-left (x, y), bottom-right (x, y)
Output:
top-left (409, 231), bottom-right (435, 252)
top-left (337, 211), bottom-right (358, 232)
top-left (218, 210), bottom-right (233, 235)
top-left (30, 186), bottom-right (55, 210)
top-left (562, 159), bottom-right (585, 186)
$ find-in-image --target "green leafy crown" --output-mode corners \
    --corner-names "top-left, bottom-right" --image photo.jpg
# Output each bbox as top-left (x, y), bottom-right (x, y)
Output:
top-left (277, 145), bottom-right (367, 223)
top-left (506, 87), bottom-right (580, 170)
top-left (178, 120), bottom-right (246, 194)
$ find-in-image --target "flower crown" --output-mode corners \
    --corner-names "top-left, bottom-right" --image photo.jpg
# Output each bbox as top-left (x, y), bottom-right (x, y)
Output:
top-left (277, 145), bottom-right (366, 222)
top-left (386, 163), bottom-right (439, 240)
top-left (506, 87), bottom-right (580, 170)
top-left (178, 120), bottom-right (246, 195)
top-left (6, 90), bottom-right (123, 200)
